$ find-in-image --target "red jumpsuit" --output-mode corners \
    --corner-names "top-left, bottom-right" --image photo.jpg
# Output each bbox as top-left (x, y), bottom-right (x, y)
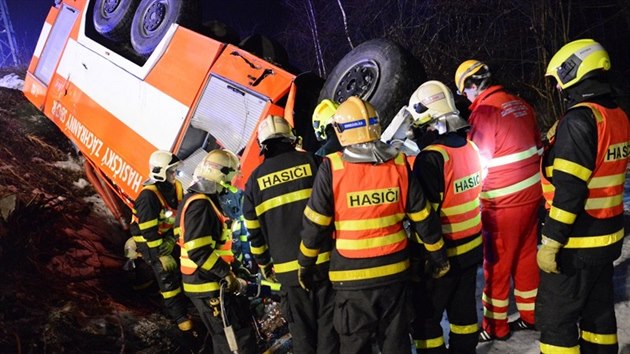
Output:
top-left (468, 85), bottom-right (542, 338)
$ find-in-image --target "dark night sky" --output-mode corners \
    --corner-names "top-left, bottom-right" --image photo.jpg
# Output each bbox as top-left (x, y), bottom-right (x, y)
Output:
top-left (5, 0), bottom-right (51, 65)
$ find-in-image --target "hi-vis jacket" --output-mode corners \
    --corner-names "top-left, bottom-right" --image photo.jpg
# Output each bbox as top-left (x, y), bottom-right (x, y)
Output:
top-left (541, 101), bottom-right (630, 264)
top-left (174, 192), bottom-right (234, 298)
top-left (130, 180), bottom-right (183, 261)
top-left (468, 85), bottom-right (542, 208)
top-left (414, 135), bottom-right (483, 268)
top-left (243, 150), bottom-right (330, 287)
top-left (298, 151), bottom-right (443, 290)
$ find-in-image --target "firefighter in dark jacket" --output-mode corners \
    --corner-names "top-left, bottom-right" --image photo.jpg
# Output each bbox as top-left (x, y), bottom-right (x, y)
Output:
top-left (297, 96), bottom-right (449, 354)
top-left (243, 114), bottom-right (339, 354)
top-left (312, 99), bottom-right (343, 158)
top-left (536, 39), bottom-right (630, 354)
top-left (129, 150), bottom-right (192, 332)
top-left (175, 149), bottom-right (257, 354)
top-left (408, 81), bottom-right (483, 354)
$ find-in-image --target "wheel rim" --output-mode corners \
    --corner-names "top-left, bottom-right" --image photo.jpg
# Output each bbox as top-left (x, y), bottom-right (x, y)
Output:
top-left (103, 0), bottom-right (121, 17)
top-left (333, 59), bottom-right (380, 103)
top-left (142, 1), bottom-right (167, 35)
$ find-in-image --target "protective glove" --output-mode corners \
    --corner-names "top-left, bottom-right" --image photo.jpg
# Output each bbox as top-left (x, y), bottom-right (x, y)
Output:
top-left (259, 263), bottom-right (278, 283)
top-left (158, 237), bottom-right (176, 256)
top-left (537, 236), bottom-right (563, 274)
top-left (298, 265), bottom-right (316, 291)
top-left (159, 255), bottom-right (178, 272)
top-left (223, 271), bottom-right (246, 294)
top-left (426, 249), bottom-right (450, 279)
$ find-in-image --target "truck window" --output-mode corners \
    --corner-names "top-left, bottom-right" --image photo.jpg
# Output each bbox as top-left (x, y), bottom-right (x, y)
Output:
top-left (34, 5), bottom-right (79, 85)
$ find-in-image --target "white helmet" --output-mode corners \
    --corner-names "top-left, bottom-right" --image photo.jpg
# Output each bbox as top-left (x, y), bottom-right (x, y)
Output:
top-left (257, 115), bottom-right (296, 147)
top-left (149, 150), bottom-right (180, 182)
top-left (407, 80), bottom-right (469, 134)
top-left (195, 149), bottom-right (240, 184)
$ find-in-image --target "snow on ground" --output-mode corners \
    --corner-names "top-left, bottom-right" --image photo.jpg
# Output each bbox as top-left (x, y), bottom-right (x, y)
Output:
top-left (0, 73), bottom-right (24, 90)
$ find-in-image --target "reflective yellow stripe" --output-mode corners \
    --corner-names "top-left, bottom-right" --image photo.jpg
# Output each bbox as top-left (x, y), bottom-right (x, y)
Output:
top-left (424, 238), bottom-right (444, 252)
top-left (408, 203), bottom-right (432, 222)
top-left (414, 336), bottom-right (444, 349)
top-left (261, 279), bottom-right (282, 291)
top-left (200, 252), bottom-right (221, 271)
top-left (255, 189), bottom-right (312, 215)
top-left (251, 244), bottom-right (268, 255)
top-left (542, 182), bottom-right (554, 194)
top-left (424, 145), bottom-right (449, 161)
top-left (442, 213), bottom-right (481, 234)
top-left (244, 218), bottom-right (260, 229)
top-left (585, 194), bottom-right (623, 210)
top-left (483, 308), bottom-right (508, 320)
top-left (588, 173), bottom-right (625, 188)
top-left (430, 202), bottom-right (439, 211)
top-left (329, 259), bottom-right (409, 281)
top-left (450, 323), bottom-right (479, 334)
top-left (554, 158), bottom-right (591, 181)
top-left (572, 102), bottom-right (604, 122)
top-left (565, 228), bottom-right (624, 249)
top-left (514, 288), bottom-right (538, 299)
top-left (139, 218), bottom-right (159, 230)
top-left (147, 238), bottom-right (163, 248)
top-left (446, 235), bottom-right (482, 257)
top-left (240, 234), bottom-right (248, 242)
top-left (327, 153), bottom-right (344, 170)
top-left (540, 342), bottom-right (580, 354)
top-left (274, 252), bottom-right (331, 273)
top-left (161, 287), bottom-right (182, 299)
top-left (481, 172), bottom-right (540, 199)
top-left (132, 235), bottom-right (147, 243)
top-left (482, 292), bottom-right (509, 307)
top-left (394, 153), bottom-right (406, 165)
top-left (185, 236), bottom-right (216, 251)
top-left (304, 205), bottom-right (332, 226)
top-left (335, 213), bottom-right (404, 231)
top-left (441, 199), bottom-right (479, 216)
top-left (174, 226), bottom-right (181, 237)
top-left (549, 206), bottom-right (577, 224)
top-left (180, 257), bottom-right (197, 269)
top-left (183, 282), bottom-right (221, 293)
top-left (487, 145), bottom-right (539, 168)
top-left (516, 302), bottom-right (535, 311)
top-left (336, 230), bottom-right (406, 250)
top-left (545, 165), bottom-right (554, 177)
top-left (300, 241), bottom-right (319, 258)
top-left (581, 330), bottom-right (617, 345)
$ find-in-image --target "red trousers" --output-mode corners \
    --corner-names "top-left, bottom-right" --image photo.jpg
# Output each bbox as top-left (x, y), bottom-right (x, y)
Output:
top-left (481, 201), bottom-right (540, 337)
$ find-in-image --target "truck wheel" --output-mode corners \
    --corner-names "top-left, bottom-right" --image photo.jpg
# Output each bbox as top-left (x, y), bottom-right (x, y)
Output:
top-left (130, 0), bottom-right (200, 57)
top-left (92, 0), bottom-right (139, 42)
top-left (319, 38), bottom-right (426, 129)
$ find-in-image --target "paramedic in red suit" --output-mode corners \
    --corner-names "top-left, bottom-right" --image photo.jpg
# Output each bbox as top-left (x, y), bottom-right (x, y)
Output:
top-left (454, 60), bottom-right (542, 341)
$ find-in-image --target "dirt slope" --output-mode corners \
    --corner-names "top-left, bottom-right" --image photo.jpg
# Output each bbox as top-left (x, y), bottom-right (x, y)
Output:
top-left (0, 85), bottom-right (205, 353)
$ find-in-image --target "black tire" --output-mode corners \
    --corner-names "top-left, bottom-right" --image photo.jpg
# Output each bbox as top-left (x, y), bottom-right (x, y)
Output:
top-left (130, 0), bottom-right (201, 57)
top-left (239, 34), bottom-right (289, 69)
top-left (92, 0), bottom-right (139, 42)
top-left (319, 38), bottom-right (426, 129)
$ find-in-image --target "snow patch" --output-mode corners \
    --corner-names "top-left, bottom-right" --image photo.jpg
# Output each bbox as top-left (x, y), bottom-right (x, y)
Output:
top-left (0, 73), bottom-right (24, 90)
top-left (73, 178), bottom-right (90, 189)
top-left (52, 157), bottom-right (83, 172)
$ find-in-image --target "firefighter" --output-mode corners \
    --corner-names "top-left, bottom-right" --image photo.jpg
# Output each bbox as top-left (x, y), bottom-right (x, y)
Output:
top-left (454, 59), bottom-right (542, 341)
top-left (129, 150), bottom-right (193, 332)
top-left (312, 99), bottom-right (343, 157)
top-left (242, 114), bottom-right (339, 353)
top-left (407, 81), bottom-right (483, 353)
top-left (216, 150), bottom-right (254, 272)
top-left (297, 96), bottom-right (449, 354)
top-left (175, 149), bottom-right (257, 354)
top-left (536, 39), bottom-right (629, 354)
